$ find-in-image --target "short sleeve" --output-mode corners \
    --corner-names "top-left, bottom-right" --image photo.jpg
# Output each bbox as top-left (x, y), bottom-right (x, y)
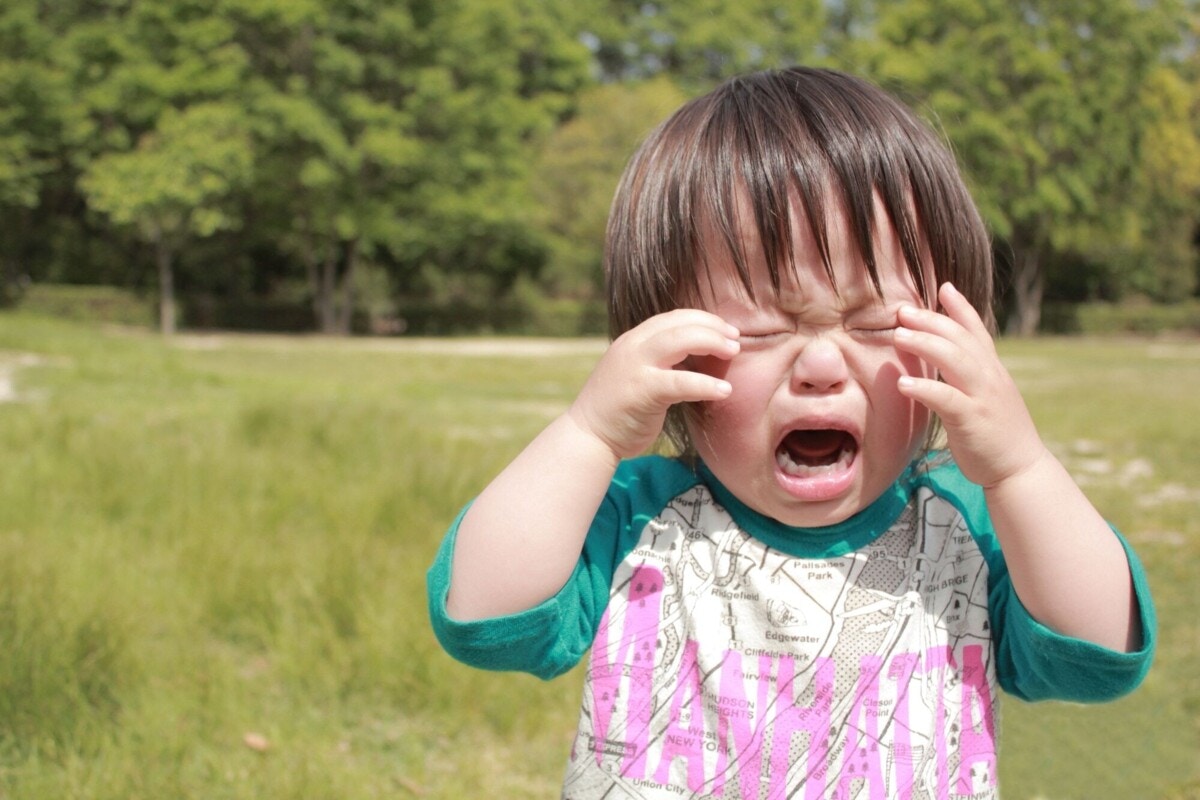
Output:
top-left (426, 505), bottom-right (600, 680)
top-left (991, 531), bottom-right (1156, 702)
top-left (425, 457), bottom-right (702, 680)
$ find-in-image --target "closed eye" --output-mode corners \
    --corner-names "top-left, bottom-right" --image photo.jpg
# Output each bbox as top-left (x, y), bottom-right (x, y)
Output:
top-left (738, 331), bottom-right (790, 347)
top-left (850, 324), bottom-right (898, 340)
top-left (847, 311), bottom-right (902, 341)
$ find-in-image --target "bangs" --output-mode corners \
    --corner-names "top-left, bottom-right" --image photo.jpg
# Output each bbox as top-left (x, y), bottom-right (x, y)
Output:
top-left (603, 66), bottom-right (994, 457)
top-left (685, 70), bottom-right (933, 308)
top-left (605, 67), bottom-right (993, 343)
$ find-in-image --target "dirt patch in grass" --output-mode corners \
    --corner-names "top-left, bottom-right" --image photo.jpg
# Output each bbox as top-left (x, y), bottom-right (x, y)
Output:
top-left (0, 352), bottom-right (46, 403)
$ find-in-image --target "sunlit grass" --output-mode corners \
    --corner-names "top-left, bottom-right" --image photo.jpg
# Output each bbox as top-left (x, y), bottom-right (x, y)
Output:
top-left (995, 337), bottom-right (1200, 799)
top-left (0, 313), bottom-right (1194, 798)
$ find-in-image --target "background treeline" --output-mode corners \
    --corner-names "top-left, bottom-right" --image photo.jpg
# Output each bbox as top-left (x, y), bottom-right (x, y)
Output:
top-left (2, 0), bottom-right (1199, 336)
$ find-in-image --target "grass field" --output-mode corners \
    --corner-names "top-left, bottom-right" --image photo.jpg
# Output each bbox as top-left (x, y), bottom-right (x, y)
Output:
top-left (0, 311), bottom-right (1196, 799)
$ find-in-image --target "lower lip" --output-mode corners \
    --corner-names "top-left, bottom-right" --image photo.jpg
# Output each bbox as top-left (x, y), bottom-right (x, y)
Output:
top-left (774, 455), bottom-right (858, 503)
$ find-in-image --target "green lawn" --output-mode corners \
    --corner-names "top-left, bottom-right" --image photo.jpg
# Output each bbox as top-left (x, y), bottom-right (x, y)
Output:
top-left (0, 312), bottom-right (1195, 799)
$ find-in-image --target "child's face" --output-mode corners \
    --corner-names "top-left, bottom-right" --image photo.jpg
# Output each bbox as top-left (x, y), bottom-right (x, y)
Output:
top-left (687, 193), bottom-right (933, 528)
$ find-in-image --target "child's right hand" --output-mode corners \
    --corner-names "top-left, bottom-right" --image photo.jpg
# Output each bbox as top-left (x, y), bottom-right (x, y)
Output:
top-left (567, 309), bottom-right (741, 462)
top-left (449, 309), bottom-right (738, 621)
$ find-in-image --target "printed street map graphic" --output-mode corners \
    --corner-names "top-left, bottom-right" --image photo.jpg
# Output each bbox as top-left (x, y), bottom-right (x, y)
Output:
top-left (563, 485), bottom-right (997, 800)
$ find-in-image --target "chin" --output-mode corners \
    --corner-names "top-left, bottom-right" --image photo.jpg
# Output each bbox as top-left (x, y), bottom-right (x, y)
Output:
top-left (770, 497), bottom-right (862, 529)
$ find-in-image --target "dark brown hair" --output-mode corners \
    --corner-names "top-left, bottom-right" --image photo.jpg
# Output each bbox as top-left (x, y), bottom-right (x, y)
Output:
top-left (603, 66), bottom-right (993, 454)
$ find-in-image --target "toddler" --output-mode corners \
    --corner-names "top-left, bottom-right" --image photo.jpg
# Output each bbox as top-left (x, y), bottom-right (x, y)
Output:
top-left (428, 66), bottom-right (1155, 799)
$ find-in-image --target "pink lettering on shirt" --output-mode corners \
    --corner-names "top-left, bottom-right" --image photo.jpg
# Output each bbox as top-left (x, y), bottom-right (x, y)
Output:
top-left (835, 655), bottom-right (887, 799)
top-left (767, 655), bottom-right (834, 799)
top-left (653, 639), bottom-right (707, 790)
top-left (711, 648), bottom-right (771, 798)
top-left (957, 644), bottom-right (997, 793)
top-left (589, 564), bottom-right (663, 778)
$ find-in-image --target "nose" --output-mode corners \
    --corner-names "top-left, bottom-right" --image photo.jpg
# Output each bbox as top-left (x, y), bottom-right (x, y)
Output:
top-left (790, 336), bottom-right (848, 393)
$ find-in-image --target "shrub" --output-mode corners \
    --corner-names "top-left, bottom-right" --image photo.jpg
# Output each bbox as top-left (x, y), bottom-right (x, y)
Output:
top-left (16, 285), bottom-right (155, 328)
top-left (1040, 300), bottom-right (1200, 336)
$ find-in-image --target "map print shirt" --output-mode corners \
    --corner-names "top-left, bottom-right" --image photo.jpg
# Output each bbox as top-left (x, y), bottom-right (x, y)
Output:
top-left (427, 455), bottom-right (1157, 800)
top-left (566, 472), bottom-right (996, 799)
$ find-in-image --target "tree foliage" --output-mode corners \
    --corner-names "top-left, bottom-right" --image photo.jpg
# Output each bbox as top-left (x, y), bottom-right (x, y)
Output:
top-left (82, 103), bottom-right (254, 333)
top-left (576, 0), bottom-right (827, 87)
top-left (0, 0), bottom-right (1196, 333)
top-left (532, 78), bottom-right (689, 301)
top-left (860, 0), bottom-right (1194, 333)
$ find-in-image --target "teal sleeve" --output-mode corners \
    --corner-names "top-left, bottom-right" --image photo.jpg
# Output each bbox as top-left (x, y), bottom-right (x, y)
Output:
top-left (426, 505), bottom-right (603, 680)
top-left (922, 457), bottom-right (1157, 702)
top-left (991, 532), bottom-right (1156, 702)
top-left (425, 456), bottom-right (701, 681)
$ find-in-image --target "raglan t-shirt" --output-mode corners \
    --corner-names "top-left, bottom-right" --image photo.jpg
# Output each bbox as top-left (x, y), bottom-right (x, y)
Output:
top-left (428, 454), bottom-right (1156, 800)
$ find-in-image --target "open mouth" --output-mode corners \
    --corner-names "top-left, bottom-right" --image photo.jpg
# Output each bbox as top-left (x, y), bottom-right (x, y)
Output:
top-left (775, 429), bottom-right (858, 477)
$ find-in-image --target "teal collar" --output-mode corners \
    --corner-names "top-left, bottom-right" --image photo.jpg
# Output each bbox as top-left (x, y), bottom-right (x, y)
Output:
top-left (696, 460), bottom-right (914, 559)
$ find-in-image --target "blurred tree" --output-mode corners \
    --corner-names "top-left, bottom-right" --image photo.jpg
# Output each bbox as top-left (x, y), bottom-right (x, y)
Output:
top-left (81, 103), bottom-right (254, 333)
top-left (1103, 63), bottom-right (1200, 302)
top-left (864, 0), bottom-right (1188, 333)
top-left (0, 1), bottom-right (86, 303)
top-left (0, 7), bottom-right (50, 211)
top-left (576, 0), bottom-right (827, 88)
top-left (227, 0), bottom-right (591, 332)
top-left (5, 0), bottom-right (1196, 333)
top-left (382, 0), bottom-right (591, 321)
top-left (531, 77), bottom-right (689, 301)
top-left (225, 0), bottom-right (414, 333)
top-left (58, 0), bottom-right (255, 330)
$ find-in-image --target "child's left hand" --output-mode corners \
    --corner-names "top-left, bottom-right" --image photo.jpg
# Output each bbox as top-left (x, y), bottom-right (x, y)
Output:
top-left (894, 282), bottom-right (1049, 490)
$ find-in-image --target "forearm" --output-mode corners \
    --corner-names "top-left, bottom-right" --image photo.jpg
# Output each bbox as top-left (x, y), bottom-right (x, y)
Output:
top-left (895, 288), bottom-right (1142, 653)
top-left (444, 310), bottom-right (739, 622)
top-left (445, 412), bottom-right (621, 621)
top-left (985, 448), bottom-right (1142, 653)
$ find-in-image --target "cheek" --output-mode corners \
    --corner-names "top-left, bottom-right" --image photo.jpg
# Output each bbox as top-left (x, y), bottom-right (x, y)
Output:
top-left (866, 344), bottom-right (931, 403)
top-left (898, 347), bottom-right (932, 381)
top-left (686, 353), bottom-right (731, 382)
top-left (686, 359), bottom-right (768, 445)
top-left (682, 356), bottom-right (736, 444)
top-left (867, 352), bottom-right (931, 437)
top-left (687, 354), bottom-right (769, 423)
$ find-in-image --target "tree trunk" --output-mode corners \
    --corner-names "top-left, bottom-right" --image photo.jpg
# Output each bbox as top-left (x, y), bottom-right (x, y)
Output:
top-left (304, 249), bottom-right (319, 325)
top-left (0, 254), bottom-right (15, 307)
top-left (155, 231), bottom-right (177, 335)
top-left (1005, 246), bottom-right (1044, 337)
top-left (311, 239), bottom-right (360, 335)
top-left (334, 237), bottom-right (359, 335)
top-left (316, 248), bottom-right (338, 333)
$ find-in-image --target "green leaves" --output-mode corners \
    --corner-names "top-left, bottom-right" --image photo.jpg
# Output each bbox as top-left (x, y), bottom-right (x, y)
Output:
top-left (863, 0), bottom-right (1195, 331)
top-left (578, 0), bottom-right (827, 87)
top-left (83, 103), bottom-right (253, 239)
top-left (0, 0), bottom-right (1196, 334)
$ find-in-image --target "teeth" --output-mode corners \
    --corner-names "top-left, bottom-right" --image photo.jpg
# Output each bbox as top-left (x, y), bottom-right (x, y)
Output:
top-left (776, 443), bottom-right (855, 477)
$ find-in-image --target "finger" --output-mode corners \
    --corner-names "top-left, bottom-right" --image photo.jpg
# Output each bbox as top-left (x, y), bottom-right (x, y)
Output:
top-left (898, 288), bottom-right (993, 355)
top-left (643, 319), bottom-right (741, 368)
top-left (896, 374), bottom-right (967, 420)
top-left (936, 282), bottom-right (992, 340)
top-left (897, 302), bottom-right (975, 346)
top-left (656, 368), bottom-right (734, 404)
top-left (893, 326), bottom-right (982, 391)
top-left (641, 308), bottom-right (741, 341)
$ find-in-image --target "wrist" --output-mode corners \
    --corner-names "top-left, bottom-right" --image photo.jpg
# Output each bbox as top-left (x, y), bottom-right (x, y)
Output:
top-left (562, 405), bottom-right (628, 469)
top-left (979, 442), bottom-right (1054, 493)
